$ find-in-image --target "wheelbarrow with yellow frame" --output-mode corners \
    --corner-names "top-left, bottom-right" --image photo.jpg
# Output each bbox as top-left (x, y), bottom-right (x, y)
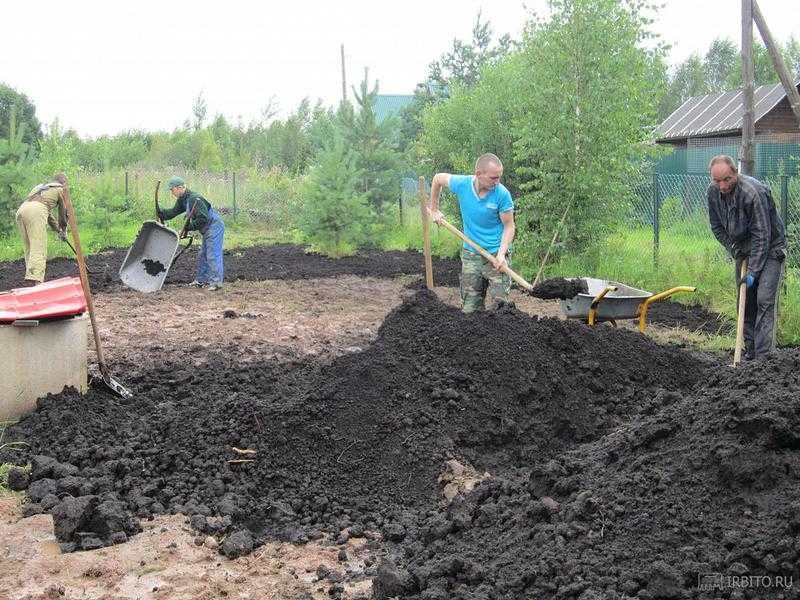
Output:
top-left (559, 278), bottom-right (697, 333)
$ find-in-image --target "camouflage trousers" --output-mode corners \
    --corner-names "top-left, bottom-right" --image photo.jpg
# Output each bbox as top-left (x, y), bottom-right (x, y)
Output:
top-left (460, 248), bottom-right (511, 313)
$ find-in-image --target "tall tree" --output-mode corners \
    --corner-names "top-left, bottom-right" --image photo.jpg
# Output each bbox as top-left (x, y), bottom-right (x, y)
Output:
top-left (427, 11), bottom-right (513, 90)
top-left (192, 92), bottom-right (208, 130)
top-left (512, 0), bottom-right (661, 258)
top-left (0, 83), bottom-right (42, 149)
top-left (0, 109), bottom-right (34, 235)
top-left (705, 38), bottom-right (738, 90)
top-left (399, 12), bottom-right (512, 151)
top-left (343, 75), bottom-right (404, 214)
top-left (658, 54), bottom-right (709, 119)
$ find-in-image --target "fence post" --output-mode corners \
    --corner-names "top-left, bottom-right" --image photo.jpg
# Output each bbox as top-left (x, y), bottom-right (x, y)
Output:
top-left (780, 174), bottom-right (789, 227)
top-left (232, 172), bottom-right (237, 221)
top-left (398, 180), bottom-right (404, 225)
top-left (124, 171), bottom-right (129, 201)
top-left (653, 172), bottom-right (660, 269)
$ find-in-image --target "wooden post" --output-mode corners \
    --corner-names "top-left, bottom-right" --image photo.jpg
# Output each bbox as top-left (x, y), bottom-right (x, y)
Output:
top-left (740, 0), bottom-right (755, 176)
top-left (232, 171), bottom-right (237, 221)
top-left (419, 176), bottom-right (434, 289)
top-left (753, 0), bottom-right (800, 127)
top-left (61, 185), bottom-right (108, 379)
top-left (653, 172), bottom-right (660, 270)
top-left (340, 44), bottom-right (347, 104)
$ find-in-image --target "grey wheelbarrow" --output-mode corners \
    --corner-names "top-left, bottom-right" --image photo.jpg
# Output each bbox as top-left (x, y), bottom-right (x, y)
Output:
top-left (559, 277), bottom-right (697, 333)
top-left (119, 181), bottom-right (196, 293)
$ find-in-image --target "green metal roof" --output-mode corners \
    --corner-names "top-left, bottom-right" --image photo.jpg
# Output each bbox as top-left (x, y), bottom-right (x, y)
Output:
top-left (372, 95), bottom-right (415, 123)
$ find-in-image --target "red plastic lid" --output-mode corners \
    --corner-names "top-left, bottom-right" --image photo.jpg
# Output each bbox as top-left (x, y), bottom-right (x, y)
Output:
top-left (0, 277), bottom-right (88, 323)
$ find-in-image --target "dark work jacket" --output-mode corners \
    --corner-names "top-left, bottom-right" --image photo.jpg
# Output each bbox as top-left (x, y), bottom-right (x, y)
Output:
top-left (161, 190), bottom-right (213, 232)
top-left (707, 174), bottom-right (786, 274)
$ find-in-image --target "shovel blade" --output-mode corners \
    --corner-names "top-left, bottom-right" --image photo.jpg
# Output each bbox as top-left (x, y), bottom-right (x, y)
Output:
top-left (91, 373), bottom-right (133, 399)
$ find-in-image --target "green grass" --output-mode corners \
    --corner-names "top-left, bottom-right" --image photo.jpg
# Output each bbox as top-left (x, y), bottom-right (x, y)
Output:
top-left (382, 219), bottom-right (461, 258)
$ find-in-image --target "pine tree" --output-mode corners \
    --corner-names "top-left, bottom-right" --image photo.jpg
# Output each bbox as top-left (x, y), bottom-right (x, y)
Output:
top-left (299, 142), bottom-right (374, 257)
top-left (0, 109), bottom-right (32, 235)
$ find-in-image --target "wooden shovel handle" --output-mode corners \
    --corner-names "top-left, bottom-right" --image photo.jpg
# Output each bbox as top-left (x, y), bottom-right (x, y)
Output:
top-left (734, 258), bottom-right (748, 366)
top-left (61, 185), bottom-right (109, 377)
top-left (155, 180), bottom-right (164, 224)
top-left (436, 217), bottom-right (533, 291)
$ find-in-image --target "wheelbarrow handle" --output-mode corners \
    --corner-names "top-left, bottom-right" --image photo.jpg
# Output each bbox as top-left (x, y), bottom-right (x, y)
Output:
top-left (436, 217), bottom-right (533, 291)
top-left (637, 285), bottom-right (697, 334)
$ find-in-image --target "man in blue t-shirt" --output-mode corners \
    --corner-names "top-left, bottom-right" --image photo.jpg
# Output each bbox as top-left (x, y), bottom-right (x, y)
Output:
top-left (429, 153), bottom-right (516, 313)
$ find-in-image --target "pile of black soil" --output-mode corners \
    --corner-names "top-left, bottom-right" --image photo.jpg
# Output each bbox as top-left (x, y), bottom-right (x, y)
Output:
top-left (1, 291), bottom-right (707, 558)
top-left (0, 245), bottom-right (461, 291)
top-left (528, 277), bottom-right (588, 300)
top-left (645, 300), bottom-right (734, 336)
top-left (375, 352), bottom-right (800, 599)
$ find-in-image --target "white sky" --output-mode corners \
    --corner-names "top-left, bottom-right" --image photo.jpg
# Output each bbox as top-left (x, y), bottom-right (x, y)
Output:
top-left (1, 0), bottom-right (797, 137)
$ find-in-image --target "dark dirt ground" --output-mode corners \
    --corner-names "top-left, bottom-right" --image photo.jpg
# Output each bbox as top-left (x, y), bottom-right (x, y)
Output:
top-left (7, 289), bottom-right (795, 600)
top-left (0, 244), bottom-right (733, 335)
top-left (3, 245), bottom-right (780, 600)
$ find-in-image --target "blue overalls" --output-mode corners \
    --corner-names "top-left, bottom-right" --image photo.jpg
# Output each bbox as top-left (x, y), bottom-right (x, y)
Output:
top-left (196, 208), bottom-right (225, 285)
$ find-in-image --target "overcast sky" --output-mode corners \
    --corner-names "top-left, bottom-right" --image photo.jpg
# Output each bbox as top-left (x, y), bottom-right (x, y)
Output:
top-left (1, 0), bottom-right (797, 137)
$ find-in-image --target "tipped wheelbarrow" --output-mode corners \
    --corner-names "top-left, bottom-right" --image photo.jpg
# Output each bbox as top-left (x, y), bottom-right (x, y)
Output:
top-left (559, 277), bottom-right (696, 332)
top-left (119, 181), bottom-right (195, 293)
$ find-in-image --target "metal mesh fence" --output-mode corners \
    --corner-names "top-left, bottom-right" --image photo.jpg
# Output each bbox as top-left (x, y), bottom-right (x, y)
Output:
top-left (631, 171), bottom-right (798, 267)
top-left (636, 136), bottom-right (800, 269)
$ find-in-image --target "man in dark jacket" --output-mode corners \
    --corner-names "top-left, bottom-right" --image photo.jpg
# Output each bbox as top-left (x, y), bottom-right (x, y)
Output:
top-left (159, 176), bottom-right (225, 290)
top-left (707, 155), bottom-right (786, 360)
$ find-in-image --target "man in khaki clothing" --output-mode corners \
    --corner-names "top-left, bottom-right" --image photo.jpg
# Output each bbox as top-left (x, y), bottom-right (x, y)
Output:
top-left (15, 173), bottom-right (69, 285)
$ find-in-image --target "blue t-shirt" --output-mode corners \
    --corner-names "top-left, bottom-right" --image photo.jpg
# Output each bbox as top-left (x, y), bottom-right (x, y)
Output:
top-left (448, 175), bottom-right (514, 254)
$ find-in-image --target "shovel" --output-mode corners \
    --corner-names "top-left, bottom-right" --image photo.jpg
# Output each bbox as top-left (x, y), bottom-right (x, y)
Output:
top-left (62, 184), bottom-right (133, 399)
top-left (61, 237), bottom-right (109, 276)
top-left (433, 216), bottom-right (588, 300)
top-left (733, 258), bottom-right (748, 366)
top-left (434, 216), bottom-right (535, 290)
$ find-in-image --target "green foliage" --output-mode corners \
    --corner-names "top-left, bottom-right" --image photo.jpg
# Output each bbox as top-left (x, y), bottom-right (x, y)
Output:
top-left (415, 60), bottom-right (519, 180)
top-left (414, 0), bottom-right (662, 270)
top-left (0, 83), bottom-right (41, 149)
top-left (399, 12), bottom-right (512, 152)
top-left (427, 11), bottom-right (513, 91)
top-left (0, 109), bottom-right (35, 236)
top-left (37, 121), bottom-right (78, 177)
top-left (298, 143), bottom-right (374, 256)
top-left (518, 0), bottom-right (661, 260)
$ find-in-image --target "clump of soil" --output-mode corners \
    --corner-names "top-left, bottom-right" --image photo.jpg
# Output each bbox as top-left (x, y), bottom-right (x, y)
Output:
top-left (1, 291), bottom-right (706, 557)
top-left (528, 277), bottom-right (588, 300)
top-left (141, 258), bottom-right (166, 276)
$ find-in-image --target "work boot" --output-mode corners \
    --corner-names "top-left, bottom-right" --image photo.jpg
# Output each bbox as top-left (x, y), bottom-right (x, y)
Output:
top-left (207, 283), bottom-right (222, 291)
top-left (22, 279), bottom-right (41, 287)
top-left (187, 280), bottom-right (206, 288)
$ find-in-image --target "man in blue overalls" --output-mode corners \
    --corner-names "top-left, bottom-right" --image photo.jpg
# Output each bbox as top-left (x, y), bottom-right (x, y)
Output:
top-left (159, 176), bottom-right (225, 290)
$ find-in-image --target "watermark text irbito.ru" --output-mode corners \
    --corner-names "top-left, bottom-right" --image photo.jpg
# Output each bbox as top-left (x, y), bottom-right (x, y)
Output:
top-left (698, 573), bottom-right (793, 591)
